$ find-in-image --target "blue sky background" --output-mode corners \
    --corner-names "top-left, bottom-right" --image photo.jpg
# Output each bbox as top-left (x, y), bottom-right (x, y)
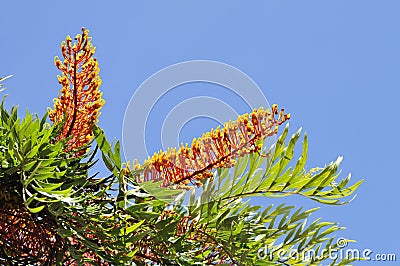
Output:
top-left (1, 1), bottom-right (399, 264)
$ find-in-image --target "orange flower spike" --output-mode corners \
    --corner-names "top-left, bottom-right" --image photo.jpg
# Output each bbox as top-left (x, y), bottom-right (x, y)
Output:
top-left (49, 28), bottom-right (104, 156)
top-left (128, 105), bottom-right (290, 188)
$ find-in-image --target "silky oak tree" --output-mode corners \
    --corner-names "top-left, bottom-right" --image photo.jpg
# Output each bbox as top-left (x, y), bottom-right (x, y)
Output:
top-left (0, 28), bottom-right (363, 265)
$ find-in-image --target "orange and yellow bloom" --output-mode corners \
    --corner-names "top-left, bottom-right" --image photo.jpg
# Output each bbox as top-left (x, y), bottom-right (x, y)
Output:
top-left (48, 28), bottom-right (104, 156)
top-left (127, 105), bottom-right (290, 188)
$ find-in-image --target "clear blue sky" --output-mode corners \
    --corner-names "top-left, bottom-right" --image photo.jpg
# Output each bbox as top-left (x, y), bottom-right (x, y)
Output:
top-left (1, 1), bottom-right (399, 264)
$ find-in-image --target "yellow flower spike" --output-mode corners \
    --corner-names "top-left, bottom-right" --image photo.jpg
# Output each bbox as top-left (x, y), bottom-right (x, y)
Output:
top-left (49, 27), bottom-right (104, 156)
top-left (126, 105), bottom-right (290, 189)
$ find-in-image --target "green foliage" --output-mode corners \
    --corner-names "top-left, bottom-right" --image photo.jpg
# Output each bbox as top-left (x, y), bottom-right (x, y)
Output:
top-left (0, 96), bottom-right (363, 265)
top-left (215, 124), bottom-right (363, 205)
top-left (0, 99), bottom-right (100, 212)
top-left (92, 122), bottom-right (362, 265)
top-left (156, 124), bottom-right (362, 265)
top-left (0, 102), bottom-right (149, 264)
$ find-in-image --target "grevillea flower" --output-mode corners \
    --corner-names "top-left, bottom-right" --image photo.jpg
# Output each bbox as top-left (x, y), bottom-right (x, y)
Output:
top-left (48, 27), bottom-right (104, 156)
top-left (127, 105), bottom-right (290, 188)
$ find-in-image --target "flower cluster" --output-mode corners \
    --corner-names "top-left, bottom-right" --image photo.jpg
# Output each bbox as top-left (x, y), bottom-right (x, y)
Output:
top-left (48, 27), bottom-right (104, 156)
top-left (128, 105), bottom-right (290, 188)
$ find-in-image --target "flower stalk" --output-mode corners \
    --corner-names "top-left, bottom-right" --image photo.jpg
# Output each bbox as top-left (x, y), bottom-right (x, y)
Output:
top-left (128, 105), bottom-right (290, 188)
top-left (48, 27), bottom-right (104, 156)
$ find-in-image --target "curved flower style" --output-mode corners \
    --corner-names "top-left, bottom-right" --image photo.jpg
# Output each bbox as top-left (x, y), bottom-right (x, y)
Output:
top-left (128, 105), bottom-right (290, 188)
top-left (48, 27), bottom-right (104, 156)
